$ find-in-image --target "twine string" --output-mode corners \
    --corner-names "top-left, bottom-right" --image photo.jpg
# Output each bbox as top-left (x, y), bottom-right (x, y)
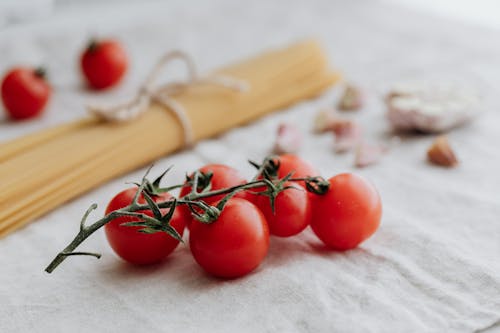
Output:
top-left (87, 50), bottom-right (248, 146)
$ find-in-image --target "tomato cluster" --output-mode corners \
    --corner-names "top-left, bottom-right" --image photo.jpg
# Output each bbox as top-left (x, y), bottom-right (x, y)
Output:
top-left (1, 38), bottom-right (127, 120)
top-left (103, 154), bottom-right (382, 279)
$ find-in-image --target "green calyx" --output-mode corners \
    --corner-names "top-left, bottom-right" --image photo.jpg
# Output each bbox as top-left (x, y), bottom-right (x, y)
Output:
top-left (44, 156), bottom-right (331, 273)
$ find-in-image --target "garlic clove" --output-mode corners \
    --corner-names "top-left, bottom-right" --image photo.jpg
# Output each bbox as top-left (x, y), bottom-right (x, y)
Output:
top-left (332, 120), bottom-right (362, 153)
top-left (427, 135), bottom-right (458, 167)
top-left (354, 142), bottom-right (388, 168)
top-left (313, 108), bottom-right (338, 133)
top-left (338, 84), bottom-right (363, 111)
top-left (273, 123), bottom-right (302, 154)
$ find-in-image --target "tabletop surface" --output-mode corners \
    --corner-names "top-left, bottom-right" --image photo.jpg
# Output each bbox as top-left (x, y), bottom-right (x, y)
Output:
top-left (1, 1), bottom-right (500, 332)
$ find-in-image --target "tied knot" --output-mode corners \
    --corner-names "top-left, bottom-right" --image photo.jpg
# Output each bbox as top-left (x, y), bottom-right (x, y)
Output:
top-left (87, 50), bottom-right (249, 147)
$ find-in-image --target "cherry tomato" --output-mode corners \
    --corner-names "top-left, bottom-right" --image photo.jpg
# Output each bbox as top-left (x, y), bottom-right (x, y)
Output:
top-left (104, 188), bottom-right (185, 265)
top-left (310, 173), bottom-right (382, 250)
top-left (276, 154), bottom-right (319, 185)
top-left (180, 164), bottom-right (248, 203)
top-left (179, 164), bottom-right (250, 226)
top-left (1, 67), bottom-right (51, 120)
top-left (248, 154), bottom-right (319, 207)
top-left (189, 198), bottom-right (269, 278)
top-left (255, 182), bottom-right (311, 237)
top-left (80, 39), bottom-right (128, 90)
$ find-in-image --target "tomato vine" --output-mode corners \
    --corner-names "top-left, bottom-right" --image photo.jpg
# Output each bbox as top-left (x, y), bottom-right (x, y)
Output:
top-left (45, 157), bottom-right (329, 273)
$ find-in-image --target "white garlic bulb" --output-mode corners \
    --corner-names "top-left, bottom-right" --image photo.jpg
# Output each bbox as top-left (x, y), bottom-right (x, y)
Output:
top-left (386, 80), bottom-right (481, 133)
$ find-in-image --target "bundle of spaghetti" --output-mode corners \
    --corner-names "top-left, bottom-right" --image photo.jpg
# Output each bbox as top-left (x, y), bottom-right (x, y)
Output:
top-left (0, 40), bottom-right (341, 238)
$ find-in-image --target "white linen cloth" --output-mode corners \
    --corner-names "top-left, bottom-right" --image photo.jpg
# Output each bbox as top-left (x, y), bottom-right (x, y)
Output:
top-left (1, 1), bottom-right (500, 332)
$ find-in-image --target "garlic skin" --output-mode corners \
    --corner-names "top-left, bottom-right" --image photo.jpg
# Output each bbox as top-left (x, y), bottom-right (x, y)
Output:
top-left (354, 142), bottom-right (387, 168)
top-left (332, 120), bottom-right (362, 153)
top-left (386, 81), bottom-right (481, 133)
top-left (427, 135), bottom-right (459, 167)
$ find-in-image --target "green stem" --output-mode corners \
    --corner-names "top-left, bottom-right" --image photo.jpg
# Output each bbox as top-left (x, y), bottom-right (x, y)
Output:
top-left (44, 181), bottom-right (264, 273)
top-left (44, 172), bottom-right (322, 273)
top-left (182, 179), bottom-right (264, 201)
top-left (45, 208), bottom-right (136, 273)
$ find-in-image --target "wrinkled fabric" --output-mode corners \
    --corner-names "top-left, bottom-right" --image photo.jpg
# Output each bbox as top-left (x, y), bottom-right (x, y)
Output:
top-left (1, 1), bottom-right (500, 332)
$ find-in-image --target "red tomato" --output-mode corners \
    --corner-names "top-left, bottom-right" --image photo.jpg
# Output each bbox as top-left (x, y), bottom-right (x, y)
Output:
top-left (255, 182), bottom-right (311, 237)
top-left (189, 198), bottom-right (269, 278)
top-left (179, 164), bottom-right (250, 226)
top-left (180, 164), bottom-right (248, 203)
top-left (80, 39), bottom-right (128, 90)
top-left (276, 154), bottom-right (319, 185)
top-left (248, 154), bottom-right (319, 207)
top-left (104, 188), bottom-right (185, 265)
top-left (310, 173), bottom-right (382, 250)
top-left (1, 67), bottom-right (51, 120)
